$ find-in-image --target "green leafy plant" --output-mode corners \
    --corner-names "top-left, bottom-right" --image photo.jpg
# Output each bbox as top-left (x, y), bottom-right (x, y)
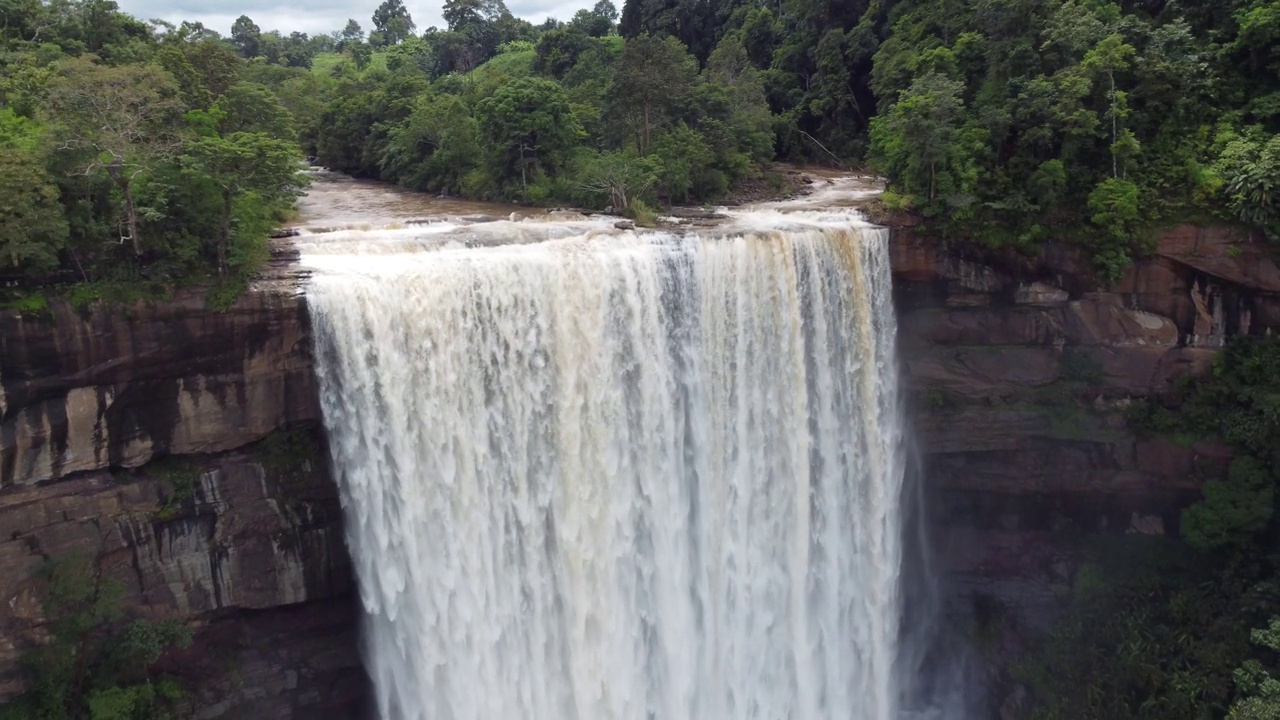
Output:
top-left (1, 553), bottom-right (192, 720)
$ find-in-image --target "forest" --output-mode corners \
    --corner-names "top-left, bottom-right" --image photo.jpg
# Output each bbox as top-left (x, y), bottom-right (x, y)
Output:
top-left (0, 0), bottom-right (1277, 292)
top-left (2, 0), bottom-right (1280, 717)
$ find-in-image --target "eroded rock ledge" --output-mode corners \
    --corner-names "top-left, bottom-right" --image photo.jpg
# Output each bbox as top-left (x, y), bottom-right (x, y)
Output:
top-left (2, 222), bottom-right (1270, 717)
top-left (0, 288), bottom-right (367, 717)
top-left (886, 219), bottom-right (1277, 711)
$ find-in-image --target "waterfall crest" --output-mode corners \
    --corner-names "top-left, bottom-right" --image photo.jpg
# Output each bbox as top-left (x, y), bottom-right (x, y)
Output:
top-left (307, 219), bottom-right (906, 720)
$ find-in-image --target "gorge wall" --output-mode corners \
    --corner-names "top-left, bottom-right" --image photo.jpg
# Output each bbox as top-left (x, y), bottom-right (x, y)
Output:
top-left (0, 284), bottom-right (368, 717)
top-left (886, 217), bottom-right (1280, 713)
top-left (1, 219), bottom-right (1271, 718)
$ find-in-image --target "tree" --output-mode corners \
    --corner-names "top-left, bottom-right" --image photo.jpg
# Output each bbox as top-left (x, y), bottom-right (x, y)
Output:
top-left (570, 1), bottom-right (617, 37)
top-left (869, 72), bottom-right (965, 202)
top-left (619, 0), bottom-right (729, 61)
top-left (216, 82), bottom-right (297, 139)
top-left (371, 0), bottom-right (415, 46)
top-left (1182, 456), bottom-right (1275, 551)
top-left (441, 0), bottom-right (514, 61)
top-left (1081, 33), bottom-right (1137, 179)
top-left (705, 32), bottom-right (774, 163)
top-left (385, 36), bottom-right (437, 75)
top-left (651, 123), bottom-right (715, 202)
top-left (351, 41), bottom-right (374, 70)
top-left (1217, 132), bottom-right (1280, 242)
top-left (533, 27), bottom-right (594, 78)
top-left (572, 150), bottom-right (655, 210)
top-left (380, 95), bottom-right (481, 193)
top-left (475, 77), bottom-right (583, 198)
top-left (1229, 618), bottom-right (1280, 719)
top-left (44, 60), bottom-right (183, 256)
top-left (0, 146), bottom-right (67, 275)
top-left (2, 553), bottom-right (191, 719)
top-left (612, 34), bottom-right (698, 155)
top-left (230, 15), bottom-right (261, 58)
top-left (338, 18), bottom-right (364, 50)
top-left (185, 132), bottom-right (304, 274)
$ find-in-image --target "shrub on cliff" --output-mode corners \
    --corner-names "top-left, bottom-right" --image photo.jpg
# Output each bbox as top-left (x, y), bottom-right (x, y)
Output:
top-left (1183, 456), bottom-right (1276, 552)
top-left (0, 554), bottom-right (192, 720)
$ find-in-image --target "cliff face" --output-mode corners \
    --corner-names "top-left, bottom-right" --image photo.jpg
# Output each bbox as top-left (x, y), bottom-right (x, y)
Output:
top-left (887, 220), bottom-right (1277, 707)
top-left (0, 288), bottom-right (367, 717)
top-left (1, 220), bottom-right (1266, 718)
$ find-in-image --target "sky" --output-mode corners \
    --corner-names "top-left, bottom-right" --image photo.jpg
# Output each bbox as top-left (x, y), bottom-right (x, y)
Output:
top-left (113, 0), bottom-right (600, 38)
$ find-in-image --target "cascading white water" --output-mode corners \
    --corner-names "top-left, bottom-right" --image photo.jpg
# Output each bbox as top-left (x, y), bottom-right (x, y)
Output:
top-left (304, 211), bottom-right (906, 720)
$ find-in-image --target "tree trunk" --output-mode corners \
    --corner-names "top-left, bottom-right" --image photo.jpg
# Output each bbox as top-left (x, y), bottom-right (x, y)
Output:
top-left (642, 104), bottom-right (652, 155)
top-left (1110, 71), bottom-right (1118, 179)
top-left (106, 159), bottom-right (141, 256)
top-left (218, 189), bottom-right (232, 276)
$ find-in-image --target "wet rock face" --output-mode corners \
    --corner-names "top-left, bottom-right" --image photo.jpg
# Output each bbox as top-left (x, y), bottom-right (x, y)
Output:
top-left (0, 289), bottom-right (319, 487)
top-left (888, 221), bottom-right (1273, 672)
top-left (0, 290), bottom-right (366, 718)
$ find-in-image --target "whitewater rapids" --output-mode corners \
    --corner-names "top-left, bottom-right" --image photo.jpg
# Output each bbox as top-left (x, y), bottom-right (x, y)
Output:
top-left (303, 206), bottom-right (906, 720)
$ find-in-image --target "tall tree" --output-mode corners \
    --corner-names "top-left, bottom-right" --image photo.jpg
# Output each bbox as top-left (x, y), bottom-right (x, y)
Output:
top-left (340, 18), bottom-right (364, 48)
top-left (612, 34), bottom-right (698, 154)
top-left (442, 0), bottom-right (514, 59)
top-left (476, 77), bottom-right (583, 198)
top-left (570, 0), bottom-right (618, 37)
top-left (0, 147), bottom-right (67, 274)
top-left (372, 0), bottom-right (415, 46)
top-left (619, 0), bottom-right (739, 60)
top-left (185, 132), bottom-right (303, 274)
top-left (868, 72), bottom-right (965, 202)
top-left (44, 60), bottom-right (183, 256)
top-left (230, 15), bottom-right (261, 58)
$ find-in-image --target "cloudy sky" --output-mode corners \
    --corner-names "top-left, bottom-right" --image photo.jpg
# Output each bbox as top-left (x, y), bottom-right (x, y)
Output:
top-left (114, 0), bottom-right (599, 38)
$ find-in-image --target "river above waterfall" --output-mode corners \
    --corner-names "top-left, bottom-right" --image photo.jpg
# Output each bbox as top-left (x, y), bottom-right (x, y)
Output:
top-left (295, 174), bottom-right (957, 720)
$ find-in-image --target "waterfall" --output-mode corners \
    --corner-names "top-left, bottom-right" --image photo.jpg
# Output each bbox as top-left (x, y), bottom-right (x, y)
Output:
top-left (305, 216), bottom-right (907, 720)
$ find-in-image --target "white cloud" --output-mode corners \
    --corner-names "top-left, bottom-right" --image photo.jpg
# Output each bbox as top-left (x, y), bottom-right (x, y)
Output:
top-left (114, 0), bottom-right (600, 37)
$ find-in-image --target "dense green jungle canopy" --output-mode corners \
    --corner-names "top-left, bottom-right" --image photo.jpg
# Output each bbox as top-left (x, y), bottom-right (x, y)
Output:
top-left (1, 0), bottom-right (1277, 295)
top-left (3, 1), bottom-right (1280, 718)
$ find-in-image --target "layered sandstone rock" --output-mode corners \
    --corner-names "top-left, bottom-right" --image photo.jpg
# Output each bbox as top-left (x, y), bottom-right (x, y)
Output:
top-left (1, 289), bottom-right (318, 487)
top-left (886, 220), bottom-right (1276, 703)
top-left (0, 288), bottom-right (366, 718)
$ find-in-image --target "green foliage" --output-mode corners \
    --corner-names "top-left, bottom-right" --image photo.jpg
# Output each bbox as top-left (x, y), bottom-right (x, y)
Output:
top-left (1016, 538), bottom-right (1262, 720)
top-left (475, 77), bottom-right (583, 200)
top-left (184, 131), bottom-right (306, 276)
top-left (1130, 338), bottom-right (1280, 556)
top-left (863, 0), bottom-right (1280, 279)
top-left (1229, 618), bottom-right (1280, 719)
top-left (0, 8), bottom-right (309, 297)
top-left (611, 34), bottom-right (698, 156)
top-left (371, 0), bottom-right (415, 47)
top-left (870, 72), bottom-right (967, 204)
top-left (568, 149), bottom-right (655, 210)
top-left (626, 197), bottom-right (657, 226)
top-left (1183, 456), bottom-right (1276, 551)
top-left (256, 427), bottom-right (320, 477)
top-left (1086, 177), bottom-right (1142, 282)
top-left (1217, 132), bottom-right (1280, 242)
top-left (1024, 336), bottom-right (1280, 717)
top-left (3, 554), bottom-right (192, 719)
top-left (0, 145), bottom-right (67, 274)
top-left (147, 455), bottom-right (202, 520)
top-left (380, 94), bottom-right (481, 194)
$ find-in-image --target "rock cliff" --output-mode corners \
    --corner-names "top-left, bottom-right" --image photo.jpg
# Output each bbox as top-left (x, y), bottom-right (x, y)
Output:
top-left (887, 219), bottom-right (1278, 710)
top-left (0, 287), bottom-right (367, 717)
top-left (1, 219), bottom-right (1267, 718)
